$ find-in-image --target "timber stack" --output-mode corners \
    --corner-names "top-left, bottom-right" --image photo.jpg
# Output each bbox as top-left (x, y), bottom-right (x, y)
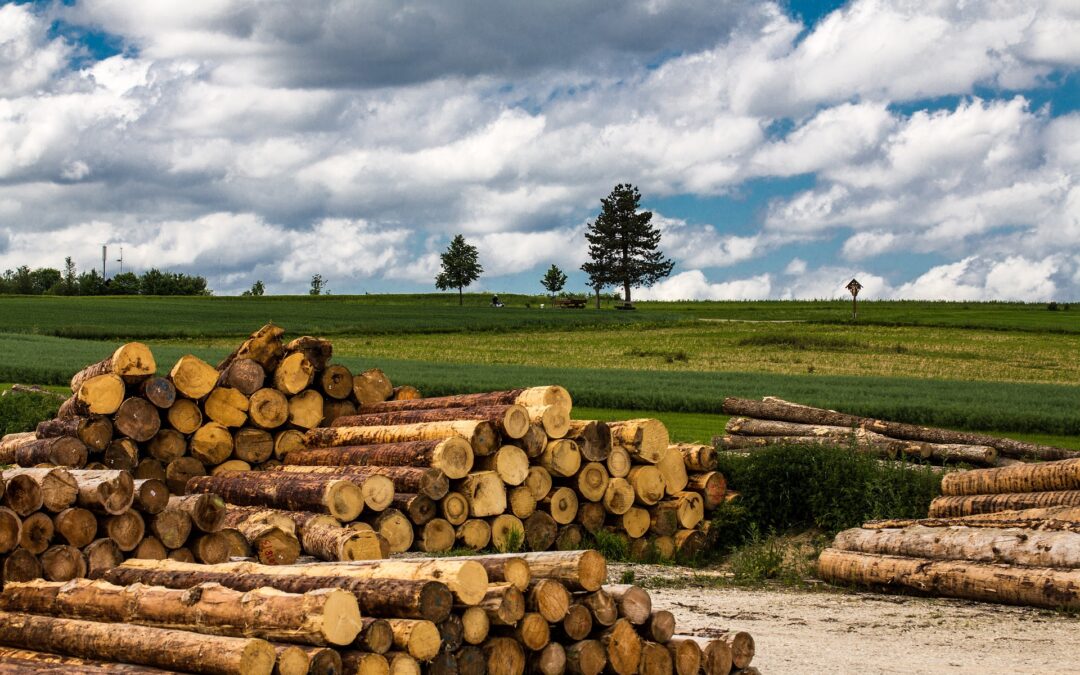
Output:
top-left (716, 396), bottom-right (1080, 467)
top-left (818, 458), bottom-right (1080, 610)
top-left (0, 549), bottom-right (761, 675)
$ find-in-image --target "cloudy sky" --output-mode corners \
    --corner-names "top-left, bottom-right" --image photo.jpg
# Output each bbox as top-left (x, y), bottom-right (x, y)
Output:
top-left (1, 0), bottom-right (1079, 299)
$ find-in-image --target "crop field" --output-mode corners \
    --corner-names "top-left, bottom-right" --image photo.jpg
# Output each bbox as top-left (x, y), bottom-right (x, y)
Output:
top-left (2, 294), bottom-right (1078, 448)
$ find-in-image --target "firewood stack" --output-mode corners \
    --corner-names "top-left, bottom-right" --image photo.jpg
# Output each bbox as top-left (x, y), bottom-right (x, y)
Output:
top-left (0, 549), bottom-right (759, 675)
top-left (818, 459), bottom-right (1080, 610)
top-left (716, 396), bottom-right (1080, 467)
top-left (0, 466), bottom-right (230, 587)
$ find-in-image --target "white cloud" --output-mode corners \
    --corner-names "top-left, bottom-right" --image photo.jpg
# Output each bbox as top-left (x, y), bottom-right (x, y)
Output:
top-left (0, 4), bottom-right (71, 96)
top-left (841, 231), bottom-right (898, 260)
top-left (784, 258), bottom-right (806, 275)
top-left (635, 270), bottom-right (772, 300)
top-left (893, 255), bottom-right (1063, 302)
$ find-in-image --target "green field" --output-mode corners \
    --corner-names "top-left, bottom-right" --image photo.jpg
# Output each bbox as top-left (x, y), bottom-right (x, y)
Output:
top-left (1, 294), bottom-right (1078, 448)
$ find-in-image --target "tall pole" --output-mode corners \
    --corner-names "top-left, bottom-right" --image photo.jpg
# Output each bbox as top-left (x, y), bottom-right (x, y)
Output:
top-left (852, 294), bottom-right (857, 320)
top-left (102, 245), bottom-right (107, 280)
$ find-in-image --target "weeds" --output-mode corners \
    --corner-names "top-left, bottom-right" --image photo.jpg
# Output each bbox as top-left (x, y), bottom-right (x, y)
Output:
top-left (738, 334), bottom-right (861, 351)
top-left (589, 529), bottom-right (630, 562)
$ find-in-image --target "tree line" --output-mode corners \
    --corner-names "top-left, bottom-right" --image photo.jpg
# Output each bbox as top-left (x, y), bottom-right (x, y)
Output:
top-left (0, 258), bottom-right (210, 296)
top-left (436, 183), bottom-right (673, 306)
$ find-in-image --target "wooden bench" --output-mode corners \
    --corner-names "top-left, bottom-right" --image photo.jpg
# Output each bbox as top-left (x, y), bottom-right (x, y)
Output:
top-left (555, 298), bottom-right (587, 309)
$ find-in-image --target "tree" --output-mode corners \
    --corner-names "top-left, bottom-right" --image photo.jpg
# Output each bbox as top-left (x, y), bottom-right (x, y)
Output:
top-left (108, 272), bottom-right (140, 295)
top-left (309, 274), bottom-right (325, 296)
top-left (540, 264), bottom-right (567, 300)
top-left (29, 267), bottom-right (61, 295)
top-left (435, 234), bottom-right (483, 306)
top-left (62, 257), bottom-right (78, 296)
top-left (242, 280), bottom-right (265, 297)
top-left (77, 270), bottom-right (106, 296)
top-left (582, 183), bottom-right (674, 306)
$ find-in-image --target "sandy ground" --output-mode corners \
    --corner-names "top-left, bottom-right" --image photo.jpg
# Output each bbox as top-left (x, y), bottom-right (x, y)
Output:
top-left (610, 564), bottom-right (1080, 674)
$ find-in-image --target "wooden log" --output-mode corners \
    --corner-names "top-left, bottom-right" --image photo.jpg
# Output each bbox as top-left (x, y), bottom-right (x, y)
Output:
top-left (216, 358), bottom-right (265, 396)
top-left (341, 651), bottom-right (390, 675)
top-left (462, 471), bottom-right (509, 517)
top-left (580, 589), bottom-right (617, 627)
top-left (686, 472), bottom-right (726, 510)
top-left (217, 323), bottom-right (285, 372)
top-left (0, 647), bottom-right (177, 674)
top-left (509, 423), bottom-right (548, 458)
top-left (187, 473), bottom-right (364, 522)
top-left (350, 617), bottom-right (392, 654)
top-left (666, 638), bottom-right (701, 675)
top-left (312, 421), bottom-right (498, 457)
top-left (273, 429), bottom-right (305, 459)
top-left (643, 611), bottom-right (674, 644)
top-left (113, 397), bottom-right (161, 442)
top-left (189, 422), bottom-right (233, 466)
top-left (353, 368), bottom-right (394, 405)
top-left (723, 396), bottom-right (1080, 461)
top-left (16, 512), bottom-right (51, 554)
top-left (53, 507), bottom-right (96, 548)
top-left (231, 427), bottom-right (272, 464)
top-left (600, 619), bottom-right (642, 675)
top-left (273, 465), bottom-right (445, 503)
top-left (375, 508), bottom-right (415, 554)
top-left (566, 639), bottom-right (606, 675)
top-left (441, 491), bottom-right (470, 525)
top-left (621, 507), bottom-right (650, 539)
top-left (145, 429), bottom-right (185, 463)
top-left (219, 506), bottom-right (300, 565)
top-left (477, 445), bottom-right (531, 486)
top-left (298, 646), bottom-right (344, 675)
top-left (168, 493), bottom-right (225, 532)
top-left (524, 466), bottom-right (552, 502)
top-left (667, 492), bottom-right (704, 529)
top-left (639, 641), bottom-right (672, 675)
top-left (103, 438), bottom-right (139, 471)
top-left (627, 466), bottom-right (665, 506)
top-left (438, 611), bottom-right (464, 653)
top-left (460, 607), bottom-right (490, 646)
top-left (134, 458), bottom-right (166, 482)
top-left (248, 388), bottom-right (289, 430)
top-left (35, 416), bottom-right (112, 452)
top-left (385, 652), bottom-right (421, 675)
top-left (528, 579), bottom-right (570, 623)
top-left (576, 501), bottom-right (606, 534)
top-left (165, 457), bottom-right (205, 495)
top-left (393, 493), bottom-right (437, 525)
top-left (323, 399), bottom-right (357, 426)
top-left (929, 491), bottom-right (1080, 517)
top-left (2, 468), bottom-right (77, 513)
top-left (523, 511), bottom-right (558, 551)
top-left (941, 458), bottom-right (1080, 496)
top-left (834, 525), bottom-right (1080, 568)
top-left (673, 443), bottom-right (715, 472)
top-left (3, 548), bottom-right (41, 583)
top-left (149, 508), bottom-right (193, 550)
top-left (319, 364), bottom-right (353, 400)
top-left (131, 478), bottom-right (169, 515)
top-left (288, 390), bottom-right (324, 429)
top-left (573, 462), bottom-right (610, 503)
top-left (528, 405), bottom-right (570, 439)
top-left (818, 547), bottom-right (1080, 609)
top-left (67, 469), bottom-right (135, 515)
top-left (71, 343), bottom-right (156, 391)
top-left (483, 637), bottom-right (526, 675)
top-left (392, 385), bottom-right (422, 401)
top-left (541, 486), bottom-right (578, 525)
top-left (100, 510), bottom-right (145, 551)
top-left (132, 536), bottom-right (167, 560)
top-left (135, 376), bottom-right (175, 410)
top-left (272, 644), bottom-right (310, 675)
top-left (0, 436), bottom-right (87, 469)
top-left (291, 511), bottom-right (383, 561)
top-left (419, 518), bottom-right (455, 553)
top-left (607, 420), bottom-right (669, 464)
top-left (40, 544), bottom-right (87, 581)
top-left (58, 374), bottom-right (126, 418)
top-left (560, 603), bottom-right (593, 642)
top-left (462, 550), bottom-right (605, 592)
top-left (211, 459), bottom-right (251, 475)
top-left (509, 486), bottom-right (537, 519)
top-left (529, 641), bottom-right (565, 675)
top-left (0, 578), bottom-right (362, 646)
top-left (169, 355), bottom-right (219, 400)
top-left (514, 612), bottom-right (551, 651)
top-left (168, 548), bottom-right (195, 563)
top-left (336, 405), bottom-right (531, 441)
top-left (166, 398), bottom-right (203, 434)
top-left (364, 386), bottom-right (571, 415)
top-left (490, 514), bottom-right (525, 553)
top-left (564, 420), bottom-right (610, 462)
top-left (285, 437), bottom-right (474, 480)
top-left (457, 519), bottom-right (492, 550)
top-left (0, 609), bottom-right (275, 674)
top-left (539, 440), bottom-right (581, 478)
top-left (466, 583), bottom-right (525, 626)
top-left (604, 585), bottom-right (651, 625)
top-left (656, 446), bottom-right (688, 495)
top-left (190, 532), bottom-right (231, 564)
top-left (205, 388), bottom-right (250, 428)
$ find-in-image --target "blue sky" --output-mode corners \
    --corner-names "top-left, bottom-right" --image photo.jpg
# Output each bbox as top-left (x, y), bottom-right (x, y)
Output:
top-left (1, 0), bottom-right (1079, 300)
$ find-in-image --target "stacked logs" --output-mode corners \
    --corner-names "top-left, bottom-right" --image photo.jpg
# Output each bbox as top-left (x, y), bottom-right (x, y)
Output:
top-left (818, 459), bottom-right (1080, 610)
top-left (0, 466), bottom-right (232, 588)
top-left (0, 549), bottom-right (760, 675)
top-left (215, 385), bottom-right (731, 561)
top-left (713, 397), bottom-right (1080, 467)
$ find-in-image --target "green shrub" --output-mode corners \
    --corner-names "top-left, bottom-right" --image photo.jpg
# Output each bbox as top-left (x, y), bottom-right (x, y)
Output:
top-left (0, 391), bottom-right (61, 436)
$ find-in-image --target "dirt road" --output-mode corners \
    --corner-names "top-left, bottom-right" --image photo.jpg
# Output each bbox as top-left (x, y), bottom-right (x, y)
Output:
top-left (614, 565), bottom-right (1080, 674)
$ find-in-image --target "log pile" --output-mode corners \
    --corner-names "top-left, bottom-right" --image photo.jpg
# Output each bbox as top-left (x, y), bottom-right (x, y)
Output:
top-left (715, 396), bottom-right (1079, 467)
top-left (819, 459), bottom-right (1080, 609)
top-left (0, 549), bottom-right (761, 675)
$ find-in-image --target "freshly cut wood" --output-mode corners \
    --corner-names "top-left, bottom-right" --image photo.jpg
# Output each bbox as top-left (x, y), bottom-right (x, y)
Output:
top-left (132, 536), bottom-right (168, 560)
top-left (475, 551), bottom-right (606, 593)
top-left (394, 493), bottom-right (436, 525)
top-left (600, 619), bottom-right (642, 675)
top-left (35, 415), bottom-right (112, 452)
top-left (40, 544), bottom-right (86, 581)
top-left (608, 419), bottom-right (669, 464)
top-left (528, 579), bottom-right (570, 623)
top-left (515, 612), bottom-right (551, 651)
top-left (457, 519), bottom-right (492, 550)
top-left (639, 641), bottom-right (673, 675)
top-left (103, 438), bottom-right (139, 471)
top-left (627, 466), bottom-right (665, 506)
top-left (576, 502), bottom-right (605, 534)
top-left (149, 508), bottom-right (193, 549)
top-left (280, 336), bottom-right (331, 372)
top-left (216, 358), bottom-right (265, 396)
top-left (249, 388), bottom-right (289, 430)
top-left (441, 491), bottom-right (469, 525)
top-left (461, 471), bottom-right (509, 517)
top-left (0, 609), bottom-right (275, 675)
top-left (648, 503), bottom-right (678, 537)
top-left (606, 446), bottom-right (631, 479)
top-left (3, 549), bottom-right (41, 583)
top-left (509, 486), bottom-right (537, 519)
top-left (336, 405), bottom-right (531, 441)
top-left (147, 429), bottom-right (186, 462)
top-left (666, 638), bottom-right (701, 675)
top-left (113, 397), bottom-right (161, 442)
top-left (643, 611), bottom-right (674, 644)
top-left (341, 651), bottom-right (390, 675)
top-left (834, 525), bottom-right (1080, 568)
top-left (16, 512), bottom-right (51, 554)
top-left (232, 427), bottom-right (273, 464)
top-left (542, 486), bottom-right (579, 525)
top-left (288, 390), bottom-right (324, 429)
top-left (564, 420), bottom-right (611, 462)
top-left (319, 364), bottom-right (353, 400)
top-left (166, 398), bottom-right (202, 434)
top-left (560, 604), bottom-right (593, 642)
top-left (69, 469), bottom-right (135, 515)
top-left (187, 473), bottom-right (364, 522)
top-left (524, 511), bottom-right (558, 551)
top-left (218, 323), bottom-right (285, 372)
top-left (468, 583), bottom-right (526, 626)
top-left (604, 585), bottom-right (651, 625)
top-left (354, 368), bottom-right (394, 405)
top-left (539, 440), bottom-right (581, 478)
top-left (358, 386), bottom-right (571, 417)
top-left (190, 532), bottom-right (230, 563)
top-left (667, 492), bottom-right (704, 529)
top-left (686, 472), bottom-right (726, 510)
top-left (165, 457), bottom-right (205, 495)
top-left (274, 465), bottom-right (446, 502)
top-left (168, 548), bottom-right (195, 563)
top-left (0, 647), bottom-right (179, 674)
top-left (101, 510), bottom-right (145, 551)
top-left (509, 424), bottom-right (548, 458)
top-left (575, 462), bottom-right (610, 502)
top-left (419, 518), bottom-right (455, 553)
top-left (219, 507), bottom-right (300, 564)
top-left (190, 422), bottom-right (234, 465)
top-left (673, 443), bottom-right (716, 472)
top-left (217, 528), bottom-right (251, 558)
top-left (169, 493), bottom-right (226, 532)
top-left (284, 437), bottom-right (474, 480)
top-left (929, 491), bottom-right (1080, 517)
top-left (941, 458), bottom-right (1080, 496)
top-left (723, 396), bottom-right (1079, 461)
top-left (524, 466), bottom-right (553, 502)
top-left (461, 607), bottom-right (490, 645)
top-left (273, 644), bottom-right (310, 675)
top-left (355, 617), bottom-right (394, 653)
top-left (376, 509), bottom-right (415, 554)
top-left (529, 405), bottom-right (570, 439)
top-left (312, 421), bottom-right (498, 457)
top-left (2, 468), bottom-right (77, 513)
top-left (621, 507), bottom-right (650, 539)
top-left (274, 429), bottom-right (305, 459)
top-left (565, 639), bottom-right (606, 675)
top-left (84, 537), bottom-right (123, 578)
top-left (59, 374), bottom-right (126, 418)
top-left (70, 343), bottom-right (156, 391)
top-left (392, 385), bottom-right (422, 401)
top-left (818, 547), bottom-right (1080, 610)
top-left (135, 458), bottom-right (167, 482)
top-left (52, 507), bottom-right (96, 549)
top-left (0, 436), bottom-right (87, 469)
top-left (322, 399), bottom-right (357, 426)
top-left (204, 388), bottom-right (250, 428)
top-left (656, 446), bottom-right (688, 495)
top-left (478, 445), bottom-right (531, 486)
top-left (674, 529), bottom-right (706, 563)
top-left (169, 355), bottom-right (219, 400)
top-left (603, 478), bottom-right (635, 515)
top-left (560, 523), bottom-right (583, 548)
top-left (529, 641), bottom-right (565, 675)
top-left (491, 514), bottom-right (526, 553)
top-left (484, 637), bottom-right (526, 675)
top-left (715, 631), bottom-right (754, 669)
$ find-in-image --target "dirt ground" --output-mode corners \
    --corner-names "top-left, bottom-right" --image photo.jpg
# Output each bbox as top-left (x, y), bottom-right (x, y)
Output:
top-left (611, 564), bottom-right (1080, 674)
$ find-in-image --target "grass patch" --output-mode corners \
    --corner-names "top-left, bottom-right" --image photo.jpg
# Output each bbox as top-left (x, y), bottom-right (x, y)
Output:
top-left (738, 334), bottom-right (861, 350)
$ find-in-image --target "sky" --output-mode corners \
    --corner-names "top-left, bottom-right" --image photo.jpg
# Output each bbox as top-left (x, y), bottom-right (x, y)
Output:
top-left (1, 0), bottom-right (1079, 300)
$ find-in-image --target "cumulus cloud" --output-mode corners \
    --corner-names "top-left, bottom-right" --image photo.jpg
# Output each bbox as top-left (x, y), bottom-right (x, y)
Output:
top-left (635, 270), bottom-right (773, 301)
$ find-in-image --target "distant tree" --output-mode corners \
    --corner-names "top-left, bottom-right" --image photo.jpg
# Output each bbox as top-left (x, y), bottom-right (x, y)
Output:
top-left (139, 268), bottom-right (172, 295)
top-left (108, 272), bottom-right (140, 295)
top-left (582, 183), bottom-right (674, 306)
top-left (30, 268), bottom-right (61, 295)
top-left (541, 264), bottom-right (567, 300)
top-left (12, 266), bottom-right (33, 294)
top-left (61, 257), bottom-right (78, 296)
top-left (309, 274), bottom-right (325, 296)
top-left (435, 234), bottom-right (483, 306)
top-left (77, 270), bottom-right (106, 295)
top-left (242, 280), bottom-right (265, 297)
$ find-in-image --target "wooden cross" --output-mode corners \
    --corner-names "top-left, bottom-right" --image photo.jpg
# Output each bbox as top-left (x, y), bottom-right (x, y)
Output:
top-left (846, 278), bottom-right (863, 319)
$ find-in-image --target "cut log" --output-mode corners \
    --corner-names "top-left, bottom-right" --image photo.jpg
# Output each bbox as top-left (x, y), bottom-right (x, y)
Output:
top-left (2, 468), bottom-right (77, 513)
top-left (469, 550), bottom-right (606, 593)
top-left (0, 436), bottom-right (87, 469)
top-left (600, 619), bottom-right (642, 675)
top-left (419, 518), bottom-right (455, 553)
top-left (0, 646), bottom-right (179, 674)
top-left (627, 466), bottom-right (665, 506)
top-left (100, 510), bottom-right (145, 551)
top-left (524, 466), bottom-right (553, 502)
top-left (818, 547), bottom-right (1080, 610)
top-left (131, 478), bottom-right (169, 515)
top-left (565, 639), bottom-right (606, 675)
top-left (528, 579), bottom-right (570, 623)
top-left (441, 491), bottom-right (470, 525)
top-left (166, 398), bottom-right (203, 434)
top-left (392, 385), bottom-right (422, 401)
top-left (656, 447), bottom-right (688, 495)
top-left (341, 651), bottom-right (390, 675)
top-left (834, 525), bottom-right (1080, 568)
top-left (674, 529), bottom-right (706, 564)
top-left (149, 509), bottom-right (193, 549)
top-left (666, 638), bottom-right (701, 675)
top-left (667, 492), bottom-right (704, 529)
top-left (312, 421), bottom-right (498, 457)
top-left (35, 416), bottom-right (113, 452)
top-left (319, 364), bottom-right (353, 400)
top-left (649, 503), bottom-right (678, 537)
top-left (274, 429), bottom-right (305, 459)
top-left (17, 512), bottom-right (52, 554)
top-left (639, 641), bottom-right (673, 675)
top-left (603, 478), bottom-right (635, 516)
top-left (643, 611), bottom-right (674, 644)
top-left (133, 536), bottom-right (168, 560)
top-left (190, 532), bottom-right (231, 563)
top-left (273, 644), bottom-right (310, 675)
top-left (169, 355), bottom-right (219, 400)
top-left (135, 458), bottom-right (167, 482)
top-left (232, 428), bottom-right (273, 464)
top-left (3, 549), bottom-right (41, 583)
top-left (575, 462), bottom-right (610, 504)
top-left (0, 609), bottom-right (275, 675)
top-left (168, 548), bottom-right (195, 563)
top-left (336, 405), bottom-right (531, 441)
top-left (323, 399), bottom-right (357, 426)
top-left (288, 390), bottom-right (324, 429)
top-left (165, 457), bottom-right (205, 496)
top-left (483, 637), bottom-right (526, 675)
top-left (53, 507), bottom-right (96, 548)
top-left (147, 429), bottom-right (187, 462)
top-left (353, 369), bottom-right (394, 405)
top-left (941, 458), bottom-right (1080, 496)
top-left (509, 486), bottom-right (537, 519)
top-left (686, 472), bottom-right (726, 510)
top-left (529, 641), bottom-right (564, 675)
top-left (461, 471), bottom-right (509, 517)
top-left (457, 519), bottom-right (492, 550)
top-left (273, 465), bottom-right (446, 502)
top-left (509, 424), bottom-right (548, 458)
top-left (542, 486), bottom-right (578, 525)
top-left (514, 612), bottom-right (551, 651)
top-left (59, 374), bottom-right (126, 418)
top-left (249, 388), bottom-right (289, 430)
top-left (674, 443), bottom-right (716, 472)
top-left (169, 493), bottom-right (226, 532)
top-left (539, 439), bottom-right (581, 478)
top-left (561, 603), bottom-right (593, 642)
top-left (69, 470), bottom-right (135, 515)
top-left (523, 511), bottom-right (558, 551)
top-left (217, 358), bottom-right (265, 396)
top-left (217, 323), bottom-right (285, 372)
top-left (576, 502), bottom-right (606, 534)
top-left (608, 420), bottom-right (669, 464)
top-left (103, 438), bottom-right (139, 471)
top-left (375, 508), bottom-right (415, 554)
top-left (724, 396), bottom-right (1080, 461)
top-left (289, 513), bottom-right (384, 562)
top-left (204, 388), bottom-right (250, 428)
top-left (40, 544), bottom-right (87, 581)
top-left (394, 493), bottom-right (437, 525)
top-left (187, 473), bottom-right (364, 522)
top-left (564, 420), bottom-right (611, 462)
top-left (477, 445), bottom-right (531, 486)
top-left (286, 438), bottom-right (474, 480)
top-left (365, 386), bottom-right (572, 416)
top-left (528, 405), bottom-right (570, 439)
top-left (491, 514), bottom-right (526, 553)
top-left (606, 446), bottom-right (631, 479)
top-left (113, 397), bottom-right (161, 442)
top-left (70, 343), bottom-right (156, 391)
top-left (929, 491), bottom-right (1080, 517)
top-left (466, 583), bottom-right (525, 626)
top-left (604, 585), bottom-right (651, 625)
top-left (461, 607), bottom-right (490, 645)
top-left (621, 507), bottom-right (650, 539)
top-left (190, 422), bottom-right (235, 466)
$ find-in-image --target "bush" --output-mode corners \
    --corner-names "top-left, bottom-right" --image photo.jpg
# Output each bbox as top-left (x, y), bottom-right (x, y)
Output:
top-left (0, 390), bottom-right (62, 436)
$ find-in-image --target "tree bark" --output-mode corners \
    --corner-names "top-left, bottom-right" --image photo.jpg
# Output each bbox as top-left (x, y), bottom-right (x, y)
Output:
top-left (0, 609), bottom-right (275, 675)
top-left (817, 547), bottom-right (1080, 610)
top-left (0, 436), bottom-right (87, 469)
top-left (941, 458), bottom-right (1080, 496)
top-left (217, 323), bottom-right (285, 372)
top-left (928, 491), bottom-right (1080, 517)
top-left (284, 438), bottom-right (474, 480)
top-left (186, 473), bottom-right (364, 522)
top-left (335, 405), bottom-right (531, 441)
top-left (3, 468), bottom-right (78, 513)
top-left (272, 465), bottom-right (448, 501)
top-left (356, 386), bottom-right (572, 416)
top-left (35, 416), bottom-right (112, 452)
top-left (216, 358), bottom-right (265, 396)
top-left (311, 420), bottom-right (498, 457)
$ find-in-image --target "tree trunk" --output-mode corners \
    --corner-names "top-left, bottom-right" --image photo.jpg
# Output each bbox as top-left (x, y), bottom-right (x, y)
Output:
top-left (673, 443), bottom-right (715, 472)
top-left (566, 639), bottom-right (605, 675)
top-left (40, 544), bottom-right (87, 581)
top-left (606, 446), bottom-right (631, 478)
top-left (600, 618), bottom-right (641, 675)
top-left (928, 491), bottom-right (1080, 517)
top-left (337, 405), bottom-right (531, 441)
top-left (352, 386), bottom-right (572, 417)
top-left (186, 473), bottom-right (364, 522)
top-left (165, 457), bottom-right (205, 496)
top-left (16, 512), bottom-right (51, 554)
top-left (603, 585), bottom-right (651, 625)
top-left (539, 440), bottom-right (581, 478)
top-left (686, 472), bottom-right (726, 510)
top-left (576, 502), bottom-right (605, 534)
top-left (0, 436), bottom-right (87, 469)
top-left (460, 471), bottom-right (508, 517)
top-left (509, 424), bottom-right (548, 459)
top-left (564, 420), bottom-right (610, 462)
top-left (318, 364), bottom-right (352, 400)
top-left (602, 478), bottom-right (635, 516)
top-left (168, 493), bottom-right (225, 532)
top-left (217, 323), bottom-right (285, 372)
top-left (169, 355), bottom-right (219, 400)
top-left (166, 398), bottom-right (203, 435)
top-left (0, 646), bottom-right (183, 674)
top-left (818, 547), bottom-right (1080, 610)
top-left (70, 343), bottom-right (156, 392)
top-left (627, 466), bottom-right (664, 506)
top-left (2, 468), bottom-right (78, 513)
top-left (523, 511), bottom-right (558, 551)
top-left (310, 421), bottom-right (497, 457)
top-left (53, 507), bottom-right (96, 548)
top-left (374, 509), bottom-right (414, 554)
top-left (35, 416), bottom-right (113, 452)
top-left (292, 511), bottom-right (377, 561)
top-left (607, 420), bottom-right (668, 464)
top-left (459, 287), bottom-right (463, 306)
top-left (113, 397), bottom-right (161, 442)
top-left (393, 493), bottom-right (437, 525)
top-left (131, 478), bottom-right (169, 515)
top-left (204, 388), bottom-right (250, 428)
top-left (484, 637), bottom-right (526, 675)
top-left (941, 458), bottom-right (1080, 496)
top-left (353, 368), bottom-right (394, 406)
top-left (723, 396), bottom-right (1080, 461)
top-left (284, 438), bottom-right (473, 480)
top-left (248, 388), bottom-right (289, 430)
top-left (100, 510), bottom-right (145, 552)
top-left (272, 465), bottom-right (448, 501)
top-left (69, 469), bottom-right (135, 515)
top-left (0, 609), bottom-right (275, 675)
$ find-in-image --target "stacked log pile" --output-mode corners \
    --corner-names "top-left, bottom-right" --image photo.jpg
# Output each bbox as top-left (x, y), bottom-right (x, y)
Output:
top-left (818, 459), bottom-right (1080, 610)
top-left (716, 396), bottom-right (1080, 467)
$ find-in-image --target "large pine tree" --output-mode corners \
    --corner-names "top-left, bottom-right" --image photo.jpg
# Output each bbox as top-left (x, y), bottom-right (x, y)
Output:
top-left (582, 183), bottom-right (673, 306)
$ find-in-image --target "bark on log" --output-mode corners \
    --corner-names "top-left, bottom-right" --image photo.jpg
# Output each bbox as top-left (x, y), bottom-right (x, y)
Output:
top-left (817, 547), bottom-right (1080, 609)
top-left (723, 396), bottom-right (1080, 461)
top-left (58, 374), bottom-right (126, 418)
top-left (929, 491), bottom-right (1080, 517)
top-left (0, 609), bottom-right (276, 675)
top-left (0, 436), bottom-right (87, 469)
top-left (2, 468), bottom-right (78, 513)
top-left (0, 646), bottom-right (178, 674)
top-left (834, 525), bottom-right (1080, 568)
top-left (70, 469), bottom-right (135, 515)
top-left (462, 550), bottom-right (605, 592)
top-left (941, 458), bottom-right (1080, 496)
top-left (53, 507), bottom-right (96, 548)
top-left (335, 405), bottom-right (531, 441)
top-left (272, 465), bottom-right (448, 502)
top-left (284, 437), bottom-right (474, 480)
top-left (358, 386), bottom-right (572, 417)
top-left (35, 416), bottom-right (112, 452)
top-left (217, 324), bottom-right (285, 372)
top-left (607, 420), bottom-right (669, 464)
top-left (865, 505), bottom-right (1080, 532)
top-left (311, 421), bottom-right (498, 457)
top-left (70, 343), bottom-right (156, 391)
top-left (186, 473), bottom-right (364, 522)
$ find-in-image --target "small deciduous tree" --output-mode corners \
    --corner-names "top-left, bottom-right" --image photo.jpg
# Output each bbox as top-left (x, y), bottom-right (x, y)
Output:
top-left (540, 264), bottom-right (567, 300)
top-left (242, 280), bottom-right (265, 297)
top-left (309, 274), bottom-right (325, 296)
top-left (582, 183), bottom-right (674, 306)
top-left (62, 257), bottom-right (78, 296)
top-left (435, 234), bottom-right (483, 306)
